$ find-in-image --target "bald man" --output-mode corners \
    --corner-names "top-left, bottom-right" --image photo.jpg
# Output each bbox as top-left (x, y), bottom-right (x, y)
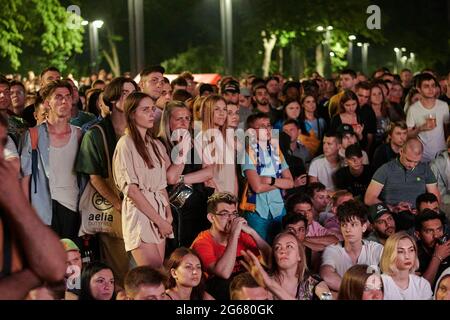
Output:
top-left (365, 138), bottom-right (440, 209)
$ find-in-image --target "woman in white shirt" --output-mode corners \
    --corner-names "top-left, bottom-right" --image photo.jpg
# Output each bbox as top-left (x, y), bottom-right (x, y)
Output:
top-left (380, 231), bottom-right (432, 300)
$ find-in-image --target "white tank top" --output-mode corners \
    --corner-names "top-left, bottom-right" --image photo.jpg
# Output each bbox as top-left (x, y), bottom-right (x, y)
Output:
top-left (49, 126), bottom-right (80, 212)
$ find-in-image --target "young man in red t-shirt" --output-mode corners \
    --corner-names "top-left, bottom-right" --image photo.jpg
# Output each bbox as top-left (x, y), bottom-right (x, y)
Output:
top-left (191, 192), bottom-right (271, 300)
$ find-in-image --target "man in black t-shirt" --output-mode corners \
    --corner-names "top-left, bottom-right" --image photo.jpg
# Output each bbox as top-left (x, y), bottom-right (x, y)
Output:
top-left (415, 209), bottom-right (450, 289)
top-left (335, 144), bottom-right (371, 199)
top-left (372, 120), bottom-right (408, 172)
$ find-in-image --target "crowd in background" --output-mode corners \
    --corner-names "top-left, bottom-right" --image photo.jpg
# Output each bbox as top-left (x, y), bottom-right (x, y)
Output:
top-left (0, 63), bottom-right (450, 301)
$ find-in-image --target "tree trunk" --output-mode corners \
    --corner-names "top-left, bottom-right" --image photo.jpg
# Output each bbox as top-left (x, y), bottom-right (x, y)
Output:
top-left (278, 47), bottom-right (283, 74)
top-left (102, 29), bottom-right (121, 77)
top-left (261, 31), bottom-right (277, 78)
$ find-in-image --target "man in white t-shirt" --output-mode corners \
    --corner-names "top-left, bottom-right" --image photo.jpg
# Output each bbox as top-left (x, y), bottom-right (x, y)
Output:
top-left (308, 133), bottom-right (342, 191)
top-left (406, 73), bottom-right (450, 162)
top-left (320, 200), bottom-right (384, 292)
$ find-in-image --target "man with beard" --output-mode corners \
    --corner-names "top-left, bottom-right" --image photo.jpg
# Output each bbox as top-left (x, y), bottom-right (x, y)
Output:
top-left (415, 209), bottom-right (450, 288)
top-left (266, 76), bottom-right (281, 109)
top-left (366, 203), bottom-right (396, 245)
top-left (139, 65), bottom-right (165, 135)
top-left (252, 83), bottom-right (280, 125)
top-left (191, 192), bottom-right (271, 300)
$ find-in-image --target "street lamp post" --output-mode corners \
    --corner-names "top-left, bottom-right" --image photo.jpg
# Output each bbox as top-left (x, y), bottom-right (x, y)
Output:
top-left (85, 20), bottom-right (104, 73)
top-left (362, 43), bottom-right (369, 76)
top-left (394, 48), bottom-right (402, 73)
top-left (220, 0), bottom-right (233, 75)
top-left (324, 26), bottom-right (333, 78)
top-left (347, 35), bottom-right (356, 69)
top-left (128, 0), bottom-right (145, 77)
top-left (316, 25), bottom-right (333, 78)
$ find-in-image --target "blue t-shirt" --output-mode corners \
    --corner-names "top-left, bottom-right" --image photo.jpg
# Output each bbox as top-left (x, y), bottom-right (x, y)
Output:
top-left (241, 144), bottom-right (289, 219)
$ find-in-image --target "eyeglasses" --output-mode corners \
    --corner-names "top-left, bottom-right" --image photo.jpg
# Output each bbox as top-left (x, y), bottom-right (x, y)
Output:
top-left (213, 211), bottom-right (239, 219)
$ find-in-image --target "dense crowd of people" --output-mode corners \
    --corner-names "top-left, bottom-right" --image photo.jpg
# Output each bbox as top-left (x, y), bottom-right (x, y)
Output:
top-left (0, 64), bottom-right (450, 301)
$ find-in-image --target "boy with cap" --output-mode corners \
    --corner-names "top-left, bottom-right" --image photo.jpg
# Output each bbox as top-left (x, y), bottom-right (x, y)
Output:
top-left (336, 124), bottom-right (369, 165)
top-left (365, 203), bottom-right (396, 245)
top-left (221, 80), bottom-right (240, 105)
top-left (335, 144), bottom-right (372, 199)
top-left (60, 238), bottom-right (82, 298)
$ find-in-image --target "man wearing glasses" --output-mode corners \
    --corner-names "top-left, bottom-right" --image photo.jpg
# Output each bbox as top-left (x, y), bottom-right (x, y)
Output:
top-left (191, 192), bottom-right (272, 300)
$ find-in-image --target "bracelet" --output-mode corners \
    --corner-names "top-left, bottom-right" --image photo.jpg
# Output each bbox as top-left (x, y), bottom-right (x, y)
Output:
top-left (270, 177), bottom-right (276, 186)
top-left (433, 254), bottom-right (443, 263)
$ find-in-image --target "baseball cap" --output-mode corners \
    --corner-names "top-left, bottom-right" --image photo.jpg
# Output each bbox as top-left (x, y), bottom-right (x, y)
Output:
top-left (61, 238), bottom-right (80, 252)
top-left (368, 203), bottom-right (390, 223)
top-left (221, 80), bottom-right (240, 94)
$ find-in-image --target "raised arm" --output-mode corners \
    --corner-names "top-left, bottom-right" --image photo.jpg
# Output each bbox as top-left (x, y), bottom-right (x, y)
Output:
top-left (206, 218), bottom-right (246, 279)
top-left (0, 159), bottom-right (66, 284)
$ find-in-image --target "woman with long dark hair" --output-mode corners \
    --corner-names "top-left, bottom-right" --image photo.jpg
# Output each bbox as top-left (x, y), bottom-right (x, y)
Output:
top-left (165, 247), bottom-right (214, 300)
top-left (113, 92), bottom-right (173, 268)
top-left (79, 262), bottom-right (115, 300)
top-left (298, 94), bottom-right (326, 157)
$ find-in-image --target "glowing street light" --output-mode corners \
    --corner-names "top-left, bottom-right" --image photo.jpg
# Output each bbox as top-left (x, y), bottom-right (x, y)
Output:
top-left (330, 52), bottom-right (335, 57)
top-left (327, 26), bottom-right (334, 31)
top-left (92, 20), bottom-right (104, 29)
top-left (316, 26), bottom-right (324, 32)
top-left (84, 19), bottom-right (104, 73)
top-left (347, 35), bottom-right (356, 69)
top-left (401, 47), bottom-right (407, 52)
top-left (362, 43), bottom-right (369, 75)
top-left (394, 48), bottom-right (402, 73)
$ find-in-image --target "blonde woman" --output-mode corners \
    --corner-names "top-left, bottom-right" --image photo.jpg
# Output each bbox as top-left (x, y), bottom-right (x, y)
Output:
top-left (194, 94), bottom-right (238, 196)
top-left (158, 100), bottom-right (214, 247)
top-left (380, 231), bottom-right (432, 300)
top-left (113, 92), bottom-right (173, 268)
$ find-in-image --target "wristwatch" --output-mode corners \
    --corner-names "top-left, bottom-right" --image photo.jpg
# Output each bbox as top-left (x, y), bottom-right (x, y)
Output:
top-left (270, 177), bottom-right (276, 186)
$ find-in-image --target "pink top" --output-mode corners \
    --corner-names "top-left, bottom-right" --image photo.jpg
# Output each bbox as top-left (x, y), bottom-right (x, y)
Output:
top-left (306, 221), bottom-right (334, 237)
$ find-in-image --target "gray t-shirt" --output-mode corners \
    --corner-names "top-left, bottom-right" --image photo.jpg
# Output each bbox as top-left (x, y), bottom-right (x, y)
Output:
top-left (372, 158), bottom-right (437, 207)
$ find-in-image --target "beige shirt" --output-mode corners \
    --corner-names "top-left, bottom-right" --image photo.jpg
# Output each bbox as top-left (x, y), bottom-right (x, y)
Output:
top-left (113, 134), bottom-right (173, 251)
